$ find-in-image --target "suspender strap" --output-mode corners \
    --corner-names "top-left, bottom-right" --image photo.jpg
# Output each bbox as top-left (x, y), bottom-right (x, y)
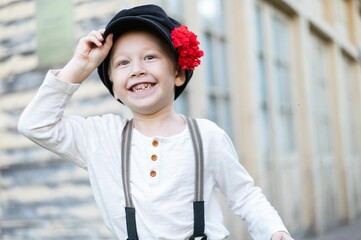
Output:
top-left (186, 118), bottom-right (204, 201)
top-left (190, 201), bottom-right (207, 239)
top-left (187, 118), bottom-right (207, 240)
top-left (122, 120), bottom-right (139, 240)
top-left (125, 207), bottom-right (139, 240)
top-left (122, 119), bottom-right (134, 208)
top-left (121, 118), bottom-right (206, 240)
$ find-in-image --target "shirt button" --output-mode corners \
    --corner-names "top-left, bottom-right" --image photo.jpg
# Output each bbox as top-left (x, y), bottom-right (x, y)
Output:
top-left (152, 140), bottom-right (159, 147)
top-left (150, 170), bottom-right (157, 177)
top-left (151, 154), bottom-right (158, 161)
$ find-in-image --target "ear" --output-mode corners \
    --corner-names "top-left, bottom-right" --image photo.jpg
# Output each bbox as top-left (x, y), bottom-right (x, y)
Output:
top-left (174, 68), bottom-right (186, 87)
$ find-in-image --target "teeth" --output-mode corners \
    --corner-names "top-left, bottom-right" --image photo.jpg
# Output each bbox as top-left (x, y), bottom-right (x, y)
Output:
top-left (132, 83), bottom-right (153, 92)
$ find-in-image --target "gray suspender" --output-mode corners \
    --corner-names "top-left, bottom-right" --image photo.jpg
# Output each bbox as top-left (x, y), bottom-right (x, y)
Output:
top-left (121, 119), bottom-right (138, 240)
top-left (121, 119), bottom-right (135, 208)
top-left (187, 118), bottom-right (207, 240)
top-left (121, 118), bottom-right (207, 240)
top-left (187, 118), bottom-right (204, 202)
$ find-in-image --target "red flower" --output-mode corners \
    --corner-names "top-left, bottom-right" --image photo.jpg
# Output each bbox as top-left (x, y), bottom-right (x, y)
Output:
top-left (171, 25), bottom-right (204, 70)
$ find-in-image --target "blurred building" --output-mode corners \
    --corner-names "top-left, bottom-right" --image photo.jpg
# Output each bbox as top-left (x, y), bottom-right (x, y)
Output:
top-left (1, 0), bottom-right (361, 239)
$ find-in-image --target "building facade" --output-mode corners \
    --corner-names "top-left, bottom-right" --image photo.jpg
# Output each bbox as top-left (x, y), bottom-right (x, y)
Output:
top-left (1, 0), bottom-right (361, 239)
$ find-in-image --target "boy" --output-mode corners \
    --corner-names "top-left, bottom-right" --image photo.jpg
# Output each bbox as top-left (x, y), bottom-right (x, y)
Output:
top-left (18, 4), bottom-right (293, 240)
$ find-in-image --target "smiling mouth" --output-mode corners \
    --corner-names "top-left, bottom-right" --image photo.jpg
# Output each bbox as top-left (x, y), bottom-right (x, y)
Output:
top-left (130, 83), bottom-right (155, 92)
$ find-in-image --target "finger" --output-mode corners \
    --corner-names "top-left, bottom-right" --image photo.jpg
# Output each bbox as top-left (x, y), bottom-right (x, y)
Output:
top-left (86, 31), bottom-right (104, 47)
top-left (105, 33), bottom-right (113, 45)
top-left (89, 30), bottom-right (104, 43)
top-left (102, 33), bottom-right (113, 52)
top-left (98, 28), bottom-right (105, 34)
top-left (86, 34), bottom-right (103, 47)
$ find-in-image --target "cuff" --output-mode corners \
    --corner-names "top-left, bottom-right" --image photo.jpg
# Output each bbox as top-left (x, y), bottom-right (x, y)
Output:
top-left (42, 70), bottom-right (81, 94)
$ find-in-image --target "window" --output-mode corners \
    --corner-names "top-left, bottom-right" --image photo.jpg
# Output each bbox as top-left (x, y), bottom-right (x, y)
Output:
top-left (198, 0), bottom-right (232, 134)
top-left (255, 5), bottom-right (271, 158)
top-left (309, 35), bottom-right (333, 155)
top-left (342, 54), bottom-right (360, 156)
top-left (271, 14), bottom-right (295, 153)
top-left (254, 4), bottom-right (296, 156)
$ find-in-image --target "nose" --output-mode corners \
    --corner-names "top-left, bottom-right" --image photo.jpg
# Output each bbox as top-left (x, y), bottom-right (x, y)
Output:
top-left (130, 60), bottom-right (146, 77)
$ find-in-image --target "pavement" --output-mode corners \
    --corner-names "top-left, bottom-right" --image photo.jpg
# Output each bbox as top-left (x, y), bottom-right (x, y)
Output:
top-left (303, 217), bottom-right (361, 240)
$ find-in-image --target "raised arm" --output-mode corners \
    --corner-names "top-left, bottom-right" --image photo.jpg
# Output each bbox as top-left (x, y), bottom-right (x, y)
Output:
top-left (18, 30), bottom-right (114, 168)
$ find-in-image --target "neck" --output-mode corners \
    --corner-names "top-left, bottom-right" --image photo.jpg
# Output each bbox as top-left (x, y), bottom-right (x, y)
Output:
top-left (132, 108), bottom-right (186, 137)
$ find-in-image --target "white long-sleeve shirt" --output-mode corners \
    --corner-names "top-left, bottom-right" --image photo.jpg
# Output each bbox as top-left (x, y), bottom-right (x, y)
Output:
top-left (18, 71), bottom-right (288, 240)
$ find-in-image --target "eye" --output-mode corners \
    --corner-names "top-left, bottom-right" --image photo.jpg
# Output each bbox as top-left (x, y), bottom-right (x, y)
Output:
top-left (145, 55), bottom-right (155, 60)
top-left (117, 60), bottom-right (129, 66)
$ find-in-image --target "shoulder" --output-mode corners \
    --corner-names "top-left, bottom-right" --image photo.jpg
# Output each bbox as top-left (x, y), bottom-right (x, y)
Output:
top-left (85, 113), bottom-right (127, 133)
top-left (192, 118), bottom-right (236, 154)
top-left (192, 118), bottom-right (226, 141)
top-left (194, 118), bottom-right (223, 132)
top-left (99, 113), bottom-right (125, 124)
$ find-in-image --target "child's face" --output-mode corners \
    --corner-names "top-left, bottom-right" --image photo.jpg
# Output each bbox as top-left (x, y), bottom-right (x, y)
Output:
top-left (108, 31), bottom-right (186, 115)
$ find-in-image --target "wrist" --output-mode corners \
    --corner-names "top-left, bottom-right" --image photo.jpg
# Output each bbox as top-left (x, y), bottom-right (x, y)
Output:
top-left (57, 57), bottom-right (94, 84)
top-left (271, 231), bottom-right (293, 240)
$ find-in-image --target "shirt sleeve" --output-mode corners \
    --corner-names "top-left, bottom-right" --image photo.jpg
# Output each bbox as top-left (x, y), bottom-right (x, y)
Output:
top-left (18, 70), bottom-right (97, 169)
top-left (214, 131), bottom-right (289, 240)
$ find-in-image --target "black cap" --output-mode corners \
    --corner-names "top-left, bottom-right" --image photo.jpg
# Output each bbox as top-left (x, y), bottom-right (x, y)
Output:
top-left (97, 4), bottom-right (194, 101)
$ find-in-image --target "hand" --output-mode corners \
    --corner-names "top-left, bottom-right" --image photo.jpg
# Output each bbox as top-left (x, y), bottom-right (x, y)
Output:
top-left (271, 231), bottom-right (294, 240)
top-left (73, 29), bottom-right (113, 71)
top-left (58, 29), bottom-right (113, 84)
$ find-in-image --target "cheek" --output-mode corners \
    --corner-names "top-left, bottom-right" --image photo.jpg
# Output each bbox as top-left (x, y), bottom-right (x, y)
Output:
top-left (109, 76), bottom-right (126, 99)
top-left (112, 79), bottom-right (123, 93)
top-left (112, 84), bottom-right (127, 101)
top-left (110, 69), bottom-right (125, 87)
